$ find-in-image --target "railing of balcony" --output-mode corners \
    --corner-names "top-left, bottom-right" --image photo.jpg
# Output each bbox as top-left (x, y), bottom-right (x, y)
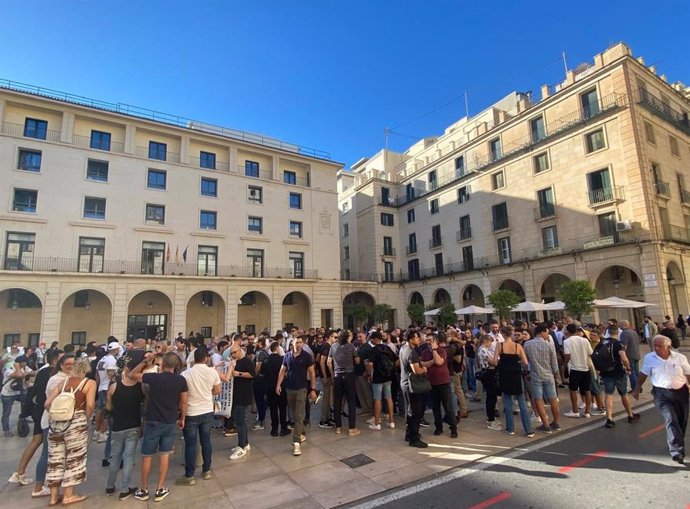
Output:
top-left (429, 237), bottom-right (443, 249)
top-left (135, 146), bottom-right (181, 163)
top-left (379, 197), bottom-right (398, 207)
top-left (1, 121), bottom-right (62, 142)
top-left (393, 92), bottom-right (627, 206)
top-left (665, 225), bottom-right (690, 243)
top-left (492, 219), bottom-right (509, 232)
top-left (637, 87), bottom-right (690, 136)
top-left (72, 134), bottom-right (126, 153)
top-left (655, 180), bottom-right (671, 197)
top-left (188, 156), bottom-right (230, 172)
top-left (0, 257), bottom-right (317, 279)
top-left (237, 165), bottom-right (274, 180)
top-left (382, 248), bottom-right (396, 257)
top-left (587, 186), bottom-right (625, 206)
top-left (281, 172), bottom-right (310, 187)
top-left (681, 189), bottom-right (690, 204)
top-left (534, 204), bottom-right (557, 220)
top-left (456, 228), bottom-right (472, 241)
top-left (406, 245), bottom-right (417, 255)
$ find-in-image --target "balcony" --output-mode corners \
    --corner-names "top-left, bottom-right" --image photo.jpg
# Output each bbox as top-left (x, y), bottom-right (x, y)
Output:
top-left (538, 246), bottom-right (562, 257)
top-left (665, 225), bottom-right (690, 244)
top-left (382, 248), bottom-right (396, 257)
top-left (0, 256), bottom-right (317, 279)
top-left (456, 228), bottom-right (472, 241)
top-left (1, 121), bottom-right (61, 142)
top-left (429, 237), bottom-right (443, 249)
top-left (135, 146), bottom-right (181, 164)
top-left (587, 186), bottom-right (625, 207)
top-left (379, 197), bottom-right (398, 207)
top-left (534, 204), bottom-right (557, 221)
top-left (637, 88), bottom-right (690, 137)
top-left (492, 219), bottom-right (509, 232)
top-left (281, 172), bottom-right (310, 187)
top-left (406, 245), bottom-right (417, 255)
top-left (238, 164), bottom-right (274, 180)
top-left (189, 156), bottom-right (230, 172)
top-left (582, 230), bottom-right (636, 250)
top-left (654, 179), bottom-right (671, 198)
top-left (72, 134), bottom-right (125, 153)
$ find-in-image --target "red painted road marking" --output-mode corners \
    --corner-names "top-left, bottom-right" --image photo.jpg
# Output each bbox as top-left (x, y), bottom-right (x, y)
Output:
top-left (558, 450), bottom-right (608, 473)
top-left (638, 424), bottom-right (665, 439)
top-left (468, 492), bottom-right (512, 509)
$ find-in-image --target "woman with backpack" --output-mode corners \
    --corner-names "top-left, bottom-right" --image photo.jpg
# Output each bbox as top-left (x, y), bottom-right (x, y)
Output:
top-left (44, 356), bottom-right (96, 506)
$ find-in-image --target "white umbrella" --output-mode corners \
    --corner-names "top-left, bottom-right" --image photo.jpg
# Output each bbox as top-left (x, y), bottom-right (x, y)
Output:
top-left (512, 301), bottom-right (549, 312)
top-left (423, 308), bottom-right (440, 316)
top-left (595, 297), bottom-right (657, 308)
top-left (543, 301), bottom-right (566, 310)
top-left (455, 305), bottom-right (494, 315)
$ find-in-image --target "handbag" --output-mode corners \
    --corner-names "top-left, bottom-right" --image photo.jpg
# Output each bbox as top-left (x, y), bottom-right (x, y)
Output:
top-left (408, 373), bottom-right (431, 394)
top-left (17, 417), bottom-right (30, 438)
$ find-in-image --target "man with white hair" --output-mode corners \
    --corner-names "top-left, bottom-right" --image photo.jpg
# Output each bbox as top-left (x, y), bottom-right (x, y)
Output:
top-left (633, 335), bottom-right (690, 464)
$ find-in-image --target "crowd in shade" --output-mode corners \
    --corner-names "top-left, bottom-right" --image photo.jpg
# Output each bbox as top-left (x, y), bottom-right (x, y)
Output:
top-left (1, 313), bottom-right (689, 505)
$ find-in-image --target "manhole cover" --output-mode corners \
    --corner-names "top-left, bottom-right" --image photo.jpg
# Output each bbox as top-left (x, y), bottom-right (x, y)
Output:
top-left (341, 454), bottom-right (375, 468)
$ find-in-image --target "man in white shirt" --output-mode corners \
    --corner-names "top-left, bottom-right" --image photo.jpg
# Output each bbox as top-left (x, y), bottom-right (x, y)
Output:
top-left (176, 348), bottom-right (220, 485)
top-left (633, 335), bottom-right (690, 464)
top-left (95, 342), bottom-right (119, 443)
top-left (563, 324), bottom-right (593, 418)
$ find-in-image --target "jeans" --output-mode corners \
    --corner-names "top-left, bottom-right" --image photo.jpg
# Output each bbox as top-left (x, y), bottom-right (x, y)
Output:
top-left (652, 385), bottom-right (689, 458)
top-left (253, 377), bottom-right (267, 422)
top-left (482, 370), bottom-right (499, 421)
top-left (107, 427), bottom-right (140, 492)
top-left (35, 428), bottom-right (49, 483)
top-left (502, 392), bottom-right (532, 434)
top-left (286, 388), bottom-right (307, 442)
top-left (266, 387), bottom-right (287, 432)
top-left (319, 377), bottom-right (333, 422)
top-left (182, 412), bottom-right (213, 477)
top-left (1, 393), bottom-right (22, 431)
top-left (403, 388), bottom-right (423, 442)
top-left (430, 383), bottom-right (456, 432)
top-left (466, 360), bottom-right (477, 392)
top-left (333, 373), bottom-right (357, 429)
top-left (231, 405), bottom-right (250, 448)
top-left (104, 416), bottom-right (113, 460)
top-left (629, 359), bottom-right (640, 393)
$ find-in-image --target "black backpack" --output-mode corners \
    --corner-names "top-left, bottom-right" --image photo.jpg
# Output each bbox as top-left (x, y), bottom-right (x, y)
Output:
top-left (591, 340), bottom-right (616, 372)
top-left (374, 347), bottom-right (396, 379)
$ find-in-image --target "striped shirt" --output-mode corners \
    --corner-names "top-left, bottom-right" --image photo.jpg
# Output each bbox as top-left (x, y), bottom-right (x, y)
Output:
top-left (524, 338), bottom-right (559, 382)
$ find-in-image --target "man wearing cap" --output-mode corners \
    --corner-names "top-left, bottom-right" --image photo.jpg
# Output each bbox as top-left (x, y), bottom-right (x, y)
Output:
top-left (95, 342), bottom-right (120, 444)
top-left (1, 354), bottom-right (30, 437)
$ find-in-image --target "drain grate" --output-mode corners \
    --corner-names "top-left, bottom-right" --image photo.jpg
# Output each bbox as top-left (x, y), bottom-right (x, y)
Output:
top-left (341, 453), bottom-right (375, 468)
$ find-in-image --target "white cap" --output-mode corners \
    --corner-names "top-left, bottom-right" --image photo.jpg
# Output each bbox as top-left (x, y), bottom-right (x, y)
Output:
top-left (108, 342), bottom-right (120, 351)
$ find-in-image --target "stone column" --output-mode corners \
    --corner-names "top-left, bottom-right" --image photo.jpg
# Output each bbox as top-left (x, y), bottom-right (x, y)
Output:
top-left (60, 112), bottom-right (74, 144)
top-left (40, 281), bottom-right (62, 342)
top-left (124, 124), bottom-right (136, 155)
top-left (111, 283), bottom-right (129, 339)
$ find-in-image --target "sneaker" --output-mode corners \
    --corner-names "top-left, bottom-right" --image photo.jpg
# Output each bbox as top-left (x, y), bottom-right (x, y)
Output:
top-left (387, 421), bottom-right (396, 429)
top-left (526, 432), bottom-right (535, 438)
top-left (102, 459), bottom-right (110, 467)
top-left (348, 428), bottom-right (361, 436)
top-left (299, 434), bottom-right (306, 443)
top-left (627, 413), bottom-right (640, 424)
top-left (536, 424), bottom-right (553, 434)
top-left (8, 472), bottom-right (33, 485)
top-left (229, 447), bottom-right (247, 460)
top-left (31, 486), bottom-right (51, 498)
top-left (118, 487), bottom-right (137, 501)
top-left (605, 419), bottom-right (616, 428)
top-left (583, 413), bottom-right (591, 419)
top-left (505, 429), bottom-right (515, 435)
top-left (202, 471), bottom-right (212, 480)
top-left (486, 420), bottom-right (502, 431)
top-left (592, 408), bottom-right (606, 415)
top-left (335, 427), bottom-right (342, 434)
top-left (549, 422), bottom-right (562, 432)
top-left (368, 423), bottom-right (381, 431)
top-left (134, 489), bottom-right (150, 501)
top-left (105, 487), bottom-right (116, 495)
top-left (433, 429), bottom-right (443, 436)
top-left (4, 431), bottom-right (14, 437)
top-left (564, 411), bottom-right (581, 418)
top-left (270, 430), bottom-right (279, 436)
top-left (450, 430), bottom-right (458, 438)
top-left (531, 413), bottom-right (542, 422)
top-left (293, 442), bottom-right (301, 456)
top-left (174, 476), bottom-right (196, 486)
top-left (92, 431), bottom-right (100, 441)
top-left (279, 428), bottom-right (291, 436)
top-left (154, 488), bottom-right (169, 502)
top-left (223, 428), bottom-right (237, 436)
top-left (97, 432), bottom-right (108, 443)
top-left (318, 421), bottom-right (334, 429)
top-left (470, 397), bottom-right (482, 403)
top-left (578, 402), bottom-right (585, 410)
top-left (419, 418), bottom-right (431, 427)
top-left (251, 422), bottom-right (264, 431)
top-left (409, 439), bottom-right (429, 448)
top-left (366, 416), bottom-right (376, 425)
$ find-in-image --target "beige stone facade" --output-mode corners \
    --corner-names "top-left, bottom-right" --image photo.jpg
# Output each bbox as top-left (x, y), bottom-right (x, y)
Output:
top-left (339, 42), bottom-right (690, 326)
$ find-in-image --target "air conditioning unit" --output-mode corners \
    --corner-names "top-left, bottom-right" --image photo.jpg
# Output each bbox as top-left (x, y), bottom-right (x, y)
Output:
top-left (615, 220), bottom-right (632, 232)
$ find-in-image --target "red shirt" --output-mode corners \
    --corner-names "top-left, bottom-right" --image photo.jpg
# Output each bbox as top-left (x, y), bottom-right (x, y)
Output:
top-left (421, 345), bottom-right (450, 386)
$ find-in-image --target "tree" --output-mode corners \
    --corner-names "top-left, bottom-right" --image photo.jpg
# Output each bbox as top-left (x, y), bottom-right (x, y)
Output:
top-left (437, 302), bottom-right (458, 328)
top-left (407, 303), bottom-right (425, 326)
top-left (373, 303), bottom-right (392, 326)
top-left (352, 303), bottom-right (370, 327)
top-left (487, 290), bottom-right (520, 320)
top-left (557, 279), bottom-right (596, 320)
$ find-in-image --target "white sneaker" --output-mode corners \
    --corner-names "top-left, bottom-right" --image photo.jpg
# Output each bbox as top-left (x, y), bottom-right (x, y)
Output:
top-left (387, 421), bottom-right (395, 429)
top-left (531, 413), bottom-right (542, 422)
top-left (229, 447), bottom-right (247, 460)
top-left (293, 442), bottom-right (301, 456)
top-left (368, 423), bottom-right (381, 431)
top-left (92, 431), bottom-right (100, 442)
top-left (486, 420), bottom-right (503, 431)
top-left (583, 413), bottom-right (591, 419)
top-left (97, 432), bottom-right (108, 443)
top-left (564, 411), bottom-right (581, 418)
top-left (366, 416), bottom-right (376, 425)
top-left (8, 472), bottom-right (33, 485)
top-left (579, 402), bottom-right (586, 410)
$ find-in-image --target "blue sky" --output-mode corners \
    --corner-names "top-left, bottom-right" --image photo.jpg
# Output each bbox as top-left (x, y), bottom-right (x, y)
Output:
top-left (1, 0), bottom-right (688, 167)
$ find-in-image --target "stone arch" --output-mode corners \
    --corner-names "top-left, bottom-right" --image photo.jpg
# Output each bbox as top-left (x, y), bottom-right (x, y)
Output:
top-left (432, 288), bottom-right (451, 305)
top-left (127, 290), bottom-right (173, 341)
top-left (342, 291), bottom-right (376, 330)
top-left (0, 288), bottom-right (43, 347)
top-left (667, 261), bottom-right (688, 318)
top-left (409, 292), bottom-right (424, 306)
top-left (238, 291), bottom-right (272, 334)
top-left (282, 291), bottom-right (311, 330)
top-left (59, 289), bottom-right (113, 345)
top-left (538, 273), bottom-right (571, 303)
top-left (594, 265), bottom-right (644, 323)
top-left (460, 284), bottom-right (485, 307)
top-left (498, 279), bottom-right (526, 300)
top-left (186, 290), bottom-right (226, 339)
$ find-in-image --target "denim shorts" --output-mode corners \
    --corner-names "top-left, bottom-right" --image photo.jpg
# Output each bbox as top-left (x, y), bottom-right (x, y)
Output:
top-left (530, 379), bottom-right (557, 400)
top-left (97, 390), bottom-right (107, 410)
top-left (601, 374), bottom-right (628, 396)
top-left (372, 381), bottom-right (392, 401)
top-left (141, 420), bottom-right (177, 456)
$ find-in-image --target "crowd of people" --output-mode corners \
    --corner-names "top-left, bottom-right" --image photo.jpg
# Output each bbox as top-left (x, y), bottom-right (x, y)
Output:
top-left (1, 313), bottom-right (689, 505)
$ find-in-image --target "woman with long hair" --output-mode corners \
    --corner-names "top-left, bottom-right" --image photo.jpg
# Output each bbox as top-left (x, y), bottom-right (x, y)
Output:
top-left (45, 356), bottom-right (96, 506)
top-left (477, 335), bottom-right (500, 431)
top-left (494, 326), bottom-right (533, 437)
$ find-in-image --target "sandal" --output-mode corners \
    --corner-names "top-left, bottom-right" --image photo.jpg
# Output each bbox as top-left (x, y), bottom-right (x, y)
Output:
top-left (62, 494), bottom-right (88, 506)
top-left (48, 495), bottom-right (63, 506)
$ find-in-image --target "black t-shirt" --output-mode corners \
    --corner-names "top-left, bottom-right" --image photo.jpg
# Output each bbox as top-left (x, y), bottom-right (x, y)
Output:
top-left (355, 343), bottom-right (373, 376)
top-left (232, 357), bottom-right (255, 406)
top-left (143, 371), bottom-right (188, 424)
top-left (261, 353), bottom-right (283, 388)
top-left (32, 365), bottom-right (52, 420)
top-left (318, 342), bottom-right (332, 378)
top-left (600, 339), bottom-right (626, 378)
top-left (399, 343), bottom-right (420, 391)
top-left (371, 344), bottom-right (397, 383)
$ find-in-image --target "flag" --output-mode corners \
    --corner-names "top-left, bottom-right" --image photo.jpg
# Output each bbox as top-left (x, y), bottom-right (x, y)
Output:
top-left (182, 246), bottom-right (188, 263)
top-left (166, 246), bottom-right (170, 263)
top-left (175, 246), bottom-right (180, 264)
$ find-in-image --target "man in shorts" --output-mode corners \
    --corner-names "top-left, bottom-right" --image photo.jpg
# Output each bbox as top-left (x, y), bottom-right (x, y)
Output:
top-left (128, 352), bottom-right (187, 502)
top-left (524, 325), bottom-right (561, 433)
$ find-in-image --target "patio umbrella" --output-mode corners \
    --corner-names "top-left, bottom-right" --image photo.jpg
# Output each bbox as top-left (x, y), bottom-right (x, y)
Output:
top-left (455, 305), bottom-right (494, 315)
top-left (423, 308), bottom-right (440, 316)
top-left (595, 297), bottom-right (657, 308)
top-left (512, 301), bottom-right (549, 312)
top-left (542, 301), bottom-right (566, 310)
